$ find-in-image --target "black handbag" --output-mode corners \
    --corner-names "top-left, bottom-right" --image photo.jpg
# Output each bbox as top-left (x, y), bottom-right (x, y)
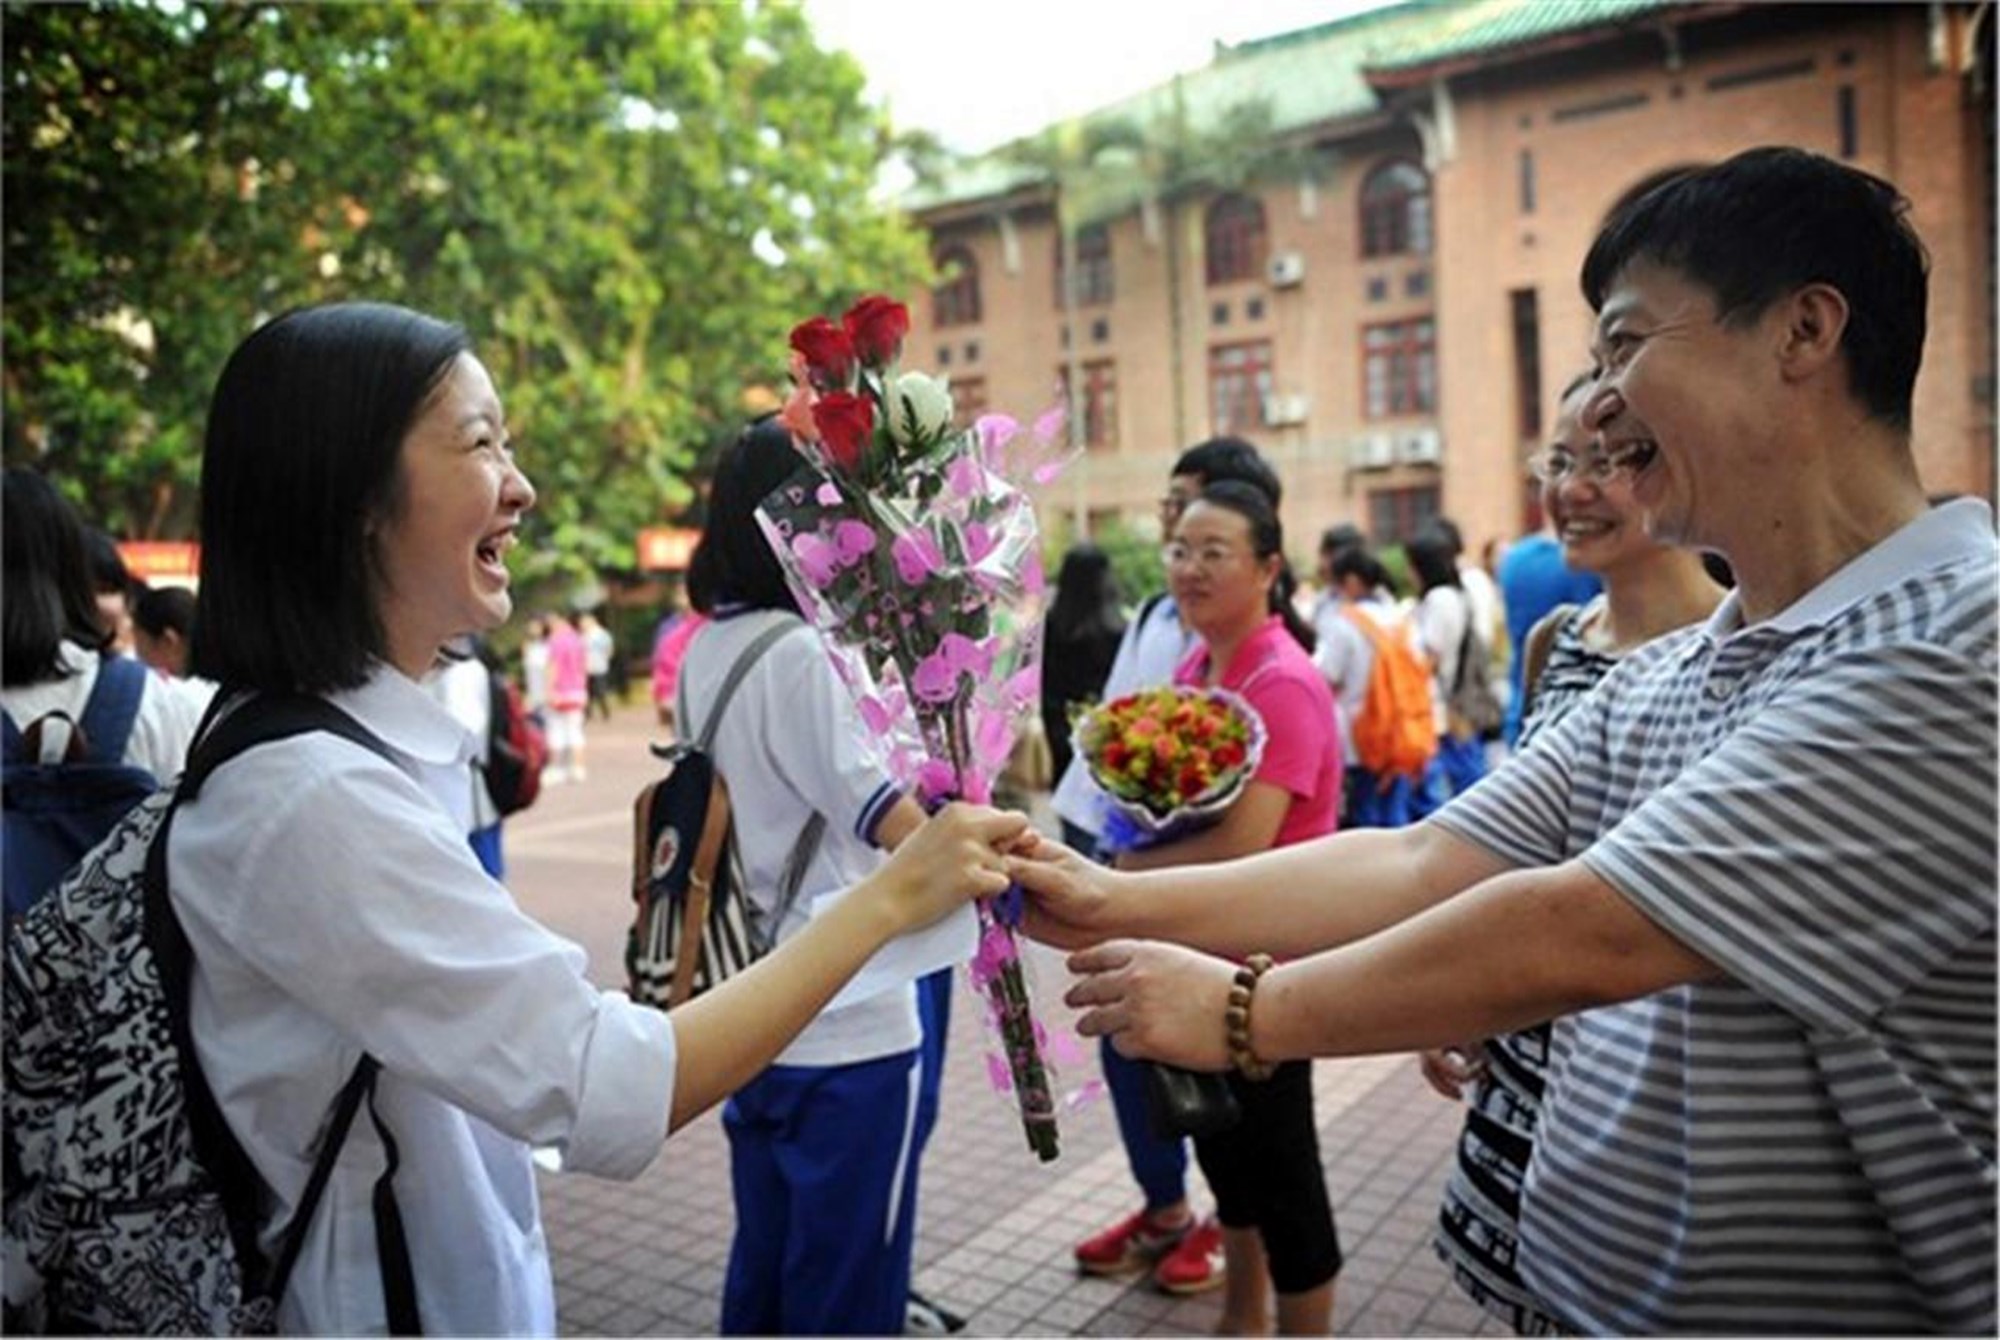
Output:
top-left (1142, 1061), bottom-right (1241, 1139)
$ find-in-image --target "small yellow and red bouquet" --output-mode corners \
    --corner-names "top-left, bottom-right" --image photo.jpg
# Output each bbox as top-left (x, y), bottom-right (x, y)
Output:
top-left (1071, 686), bottom-right (1267, 851)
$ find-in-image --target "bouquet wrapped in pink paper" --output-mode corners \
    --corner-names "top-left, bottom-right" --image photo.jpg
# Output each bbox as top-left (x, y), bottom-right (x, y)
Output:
top-left (756, 294), bottom-right (1072, 1161)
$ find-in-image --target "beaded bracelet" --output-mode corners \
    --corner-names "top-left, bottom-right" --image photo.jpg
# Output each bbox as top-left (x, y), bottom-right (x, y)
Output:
top-left (1225, 953), bottom-right (1277, 1081)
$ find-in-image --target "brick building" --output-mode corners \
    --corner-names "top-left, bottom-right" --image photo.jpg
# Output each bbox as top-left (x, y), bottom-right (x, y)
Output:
top-left (898, 0), bottom-right (1996, 561)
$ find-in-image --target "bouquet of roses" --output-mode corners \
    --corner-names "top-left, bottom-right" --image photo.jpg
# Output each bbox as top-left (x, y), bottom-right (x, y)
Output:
top-left (1071, 686), bottom-right (1267, 853)
top-left (756, 294), bottom-right (1072, 1161)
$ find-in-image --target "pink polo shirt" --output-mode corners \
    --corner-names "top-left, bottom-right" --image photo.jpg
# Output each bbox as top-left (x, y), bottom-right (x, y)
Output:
top-left (1175, 614), bottom-right (1342, 849)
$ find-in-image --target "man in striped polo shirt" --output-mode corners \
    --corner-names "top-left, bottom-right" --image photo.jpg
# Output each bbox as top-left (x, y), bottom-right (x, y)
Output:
top-left (1022, 145), bottom-right (1996, 1334)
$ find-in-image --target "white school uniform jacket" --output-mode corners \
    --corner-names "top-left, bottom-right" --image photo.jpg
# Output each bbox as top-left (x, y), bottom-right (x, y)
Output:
top-left (678, 609), bottom-right (918, 1068)
top-left (168, 664), bottom-right (676, 1335)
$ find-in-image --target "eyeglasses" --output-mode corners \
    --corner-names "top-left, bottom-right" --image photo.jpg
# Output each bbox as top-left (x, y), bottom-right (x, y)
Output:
top-left (1162, 541), bottom-right (1250, 572)
top-left (1527, 441), bottom-right (1655, 486)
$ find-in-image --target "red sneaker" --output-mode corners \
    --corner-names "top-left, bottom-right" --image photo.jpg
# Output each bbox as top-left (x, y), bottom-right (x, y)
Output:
top-left (1074, 1209), bottom-right (1191, 1276)
top-left (1152, 1217), bottom-right (1226, 1294)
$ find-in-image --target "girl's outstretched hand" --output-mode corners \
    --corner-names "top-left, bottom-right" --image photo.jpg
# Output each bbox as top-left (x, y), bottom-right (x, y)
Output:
top-left (872, 803), bottom-right (1030, 934)
top-left (1061, 939), bottom-right (1238, 1072)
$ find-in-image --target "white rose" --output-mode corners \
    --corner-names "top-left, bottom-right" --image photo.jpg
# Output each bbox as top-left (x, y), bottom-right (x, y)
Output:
top-left (886, 370), bottom-right (954, 450)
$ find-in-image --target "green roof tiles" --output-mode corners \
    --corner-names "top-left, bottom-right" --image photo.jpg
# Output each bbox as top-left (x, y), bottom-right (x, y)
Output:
top-left (897, 0), bottom-right (1688, 214)
top-left (1362, 0), bottom-right (1676, 75)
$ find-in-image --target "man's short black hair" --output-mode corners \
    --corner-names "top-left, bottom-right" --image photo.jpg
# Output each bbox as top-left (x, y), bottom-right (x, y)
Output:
top-left (1171, 436), bottom-right (1282, 510)
top-left (193, 302), bottom-right (471, 693)
top-left (1581, 146), bottom-right (1928, 430)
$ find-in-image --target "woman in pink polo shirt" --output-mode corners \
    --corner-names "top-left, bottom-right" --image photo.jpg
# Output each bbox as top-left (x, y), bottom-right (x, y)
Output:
top-left (1119, 478), bottom-right (1342, 1335)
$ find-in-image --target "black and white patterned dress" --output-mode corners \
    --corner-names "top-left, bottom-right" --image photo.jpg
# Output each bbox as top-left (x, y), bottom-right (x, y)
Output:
top-left (1432, 599), bottom-right (1617, 1336)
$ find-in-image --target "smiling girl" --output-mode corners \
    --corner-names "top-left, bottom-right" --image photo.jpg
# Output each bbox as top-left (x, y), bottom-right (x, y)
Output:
top-left (168, 303), bottom-right (1023, 1334)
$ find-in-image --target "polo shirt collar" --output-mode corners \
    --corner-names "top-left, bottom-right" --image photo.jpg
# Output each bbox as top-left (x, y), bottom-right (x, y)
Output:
top-left (1211, 613), bottom-right (1288, 686)
top-left (328, 660), bottom-right (477, 767)
top-left (1698, 498), bottom-right (1995, 646)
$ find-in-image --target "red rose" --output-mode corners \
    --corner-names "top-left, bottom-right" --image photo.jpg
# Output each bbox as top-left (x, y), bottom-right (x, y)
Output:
top-left (812, 391), bottom-right (875, 475)
top-left (1102, 740), bottom-right (1130, 770)
top-left (790, 316), bottom-right (856, 390)
top-left (1177, 764), bottom-right (1207, 797)
top-left (1213, 740), bottom-right (1246, 770)
top-left (842, 295), bottom-right (909, 369)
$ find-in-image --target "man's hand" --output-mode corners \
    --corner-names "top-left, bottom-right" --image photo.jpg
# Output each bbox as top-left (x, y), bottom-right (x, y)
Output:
top-left (1417, 1044), bottom-right (1488, 1101)
top-left (1008, 833), bottom-right (1119, 950)
top-left (1062, 939), bottom-right (1238, 1071)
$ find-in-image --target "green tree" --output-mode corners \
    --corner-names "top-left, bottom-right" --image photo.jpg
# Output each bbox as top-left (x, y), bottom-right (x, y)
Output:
top-left (4, 2), bottom-right (927, 580)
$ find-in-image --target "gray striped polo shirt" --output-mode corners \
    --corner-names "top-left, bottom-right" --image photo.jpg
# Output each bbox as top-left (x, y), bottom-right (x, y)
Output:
top-left (1434, 499), bottom-right (1997, 1335)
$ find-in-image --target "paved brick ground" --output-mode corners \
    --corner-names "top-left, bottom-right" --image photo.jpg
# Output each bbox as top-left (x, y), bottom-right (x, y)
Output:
top-left (505, 702), bottom-right (1504, 1337)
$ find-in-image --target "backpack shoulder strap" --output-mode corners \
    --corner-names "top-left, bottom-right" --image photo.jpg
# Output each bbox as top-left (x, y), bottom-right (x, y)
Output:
top-left (143, 693), bottom-right (415, 1321)
top-left (78, 654), bottom-right (149, 765)
top-left (765, 812), bottom-right (828, 948)
top-left (687, 618), bottom-right (804, 751)
top-left (1519, 602), bottom-right (1577, 723)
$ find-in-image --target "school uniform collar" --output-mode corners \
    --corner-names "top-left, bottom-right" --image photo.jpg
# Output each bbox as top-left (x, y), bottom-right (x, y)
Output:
top-left (1697, 498), bottom-right (1995, 646)
top-left (328, 660), bottom-right (477, 767)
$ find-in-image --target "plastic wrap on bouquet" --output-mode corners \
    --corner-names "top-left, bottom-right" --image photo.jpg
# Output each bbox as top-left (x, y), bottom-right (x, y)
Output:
top-left (1070, 686), bottom-right (1268, 854)
top-left (755, 295), bottom-right (1082, 1161)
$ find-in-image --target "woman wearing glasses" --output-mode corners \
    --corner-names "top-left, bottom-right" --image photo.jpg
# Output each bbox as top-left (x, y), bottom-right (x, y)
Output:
top-left (1123, 480), bottom-right (1343, 1336)
top-left (1419, 375), bottom-right (1725, 1335)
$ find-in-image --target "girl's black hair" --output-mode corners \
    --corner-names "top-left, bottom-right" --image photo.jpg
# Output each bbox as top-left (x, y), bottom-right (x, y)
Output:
top-left (1405, 526), bottom-right (1462, 593)
top-left (192, 302), bottom-right (471, 693)
top-left (133, 585), bottom-right (199, 642)
top-left (1195, 479), bottom-right (1315, 654)
top-left (686, 415), bottom-right (805, 616)
top-left (1328, 544), bottom-right (1392, 596)
top-left (2, 468), bottom-right (112, 686)
top-left (1047, 544), bottom-right (1124, 644)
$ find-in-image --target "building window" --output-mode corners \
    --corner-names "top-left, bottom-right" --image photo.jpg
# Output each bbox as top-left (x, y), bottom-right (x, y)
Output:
top-left (1369, 485), bottom-right (1441, 545)
top-left (1058, 359), bottom-right (1119, 448)
top-left (1204, 193), bottom-right (1268, 285)
top-left (1510, 289), bottom-right (1542, 443)
top-left (932, 246), bottom-right (981, 327)
top-left (1837, 85), bottom-right (1858, 158)
top-left (1519, 148), bottom-right (1537, 214)
top-left (1359, 160), bottom-right (1432, 258)
top-left (1055, 223), bottom-right (1114, 307)
top-left (1363, 318), bottom-right (1436, 419)
top-left (949, 376), bottom-right (987, 428)
top-left (1208, 341), bottom-right (1273, 435)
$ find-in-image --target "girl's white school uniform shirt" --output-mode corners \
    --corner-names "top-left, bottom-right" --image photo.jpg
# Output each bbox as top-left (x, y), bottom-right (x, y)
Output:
top-left (167, 664), bottom-right (676, 1335)
top-left (678, 609), bottom-right (918, 1068)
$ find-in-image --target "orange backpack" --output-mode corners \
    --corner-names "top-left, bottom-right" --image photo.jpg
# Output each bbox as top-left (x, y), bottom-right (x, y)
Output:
top-left (1341, 605), bottom-right (1440, 779)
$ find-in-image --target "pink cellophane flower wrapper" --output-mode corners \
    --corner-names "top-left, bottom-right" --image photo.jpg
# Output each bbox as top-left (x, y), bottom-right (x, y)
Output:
top-left (756, 361), bottom-right (1079, 1161)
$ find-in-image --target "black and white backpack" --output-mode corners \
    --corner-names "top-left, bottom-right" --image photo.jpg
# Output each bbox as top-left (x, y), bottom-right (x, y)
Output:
top-left (3, 694), bottom-right (420, 1335)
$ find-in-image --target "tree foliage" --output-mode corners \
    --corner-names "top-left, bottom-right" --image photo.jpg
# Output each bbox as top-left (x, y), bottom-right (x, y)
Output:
top-left (3, 1), bottom-right (927, 581)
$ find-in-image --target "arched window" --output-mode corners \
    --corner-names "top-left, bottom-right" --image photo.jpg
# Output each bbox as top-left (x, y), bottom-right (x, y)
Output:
top-left (1054, 223), bottom-right (1114, 307)
top-left (1204, 194), bottom-right (1267, 286)
top-left (1359, 161), bottom-right (1432, 258)
top-left (932, 246), bottom-right (981, 327)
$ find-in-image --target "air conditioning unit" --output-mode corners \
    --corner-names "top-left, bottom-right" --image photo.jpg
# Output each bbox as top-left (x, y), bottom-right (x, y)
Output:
top-left (1350, 432), bottom-right (1396, 470)
top-left (1267, 251), bottom-right (1306, 288)
top-left (1399, 427), bottom-right (1442, 465)
top-left (1262, 393), bottom-right (1309, 426)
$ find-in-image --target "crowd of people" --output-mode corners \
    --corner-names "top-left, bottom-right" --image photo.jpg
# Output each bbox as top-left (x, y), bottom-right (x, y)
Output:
top-left (2, 144), bottom-right (1990, 1339)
